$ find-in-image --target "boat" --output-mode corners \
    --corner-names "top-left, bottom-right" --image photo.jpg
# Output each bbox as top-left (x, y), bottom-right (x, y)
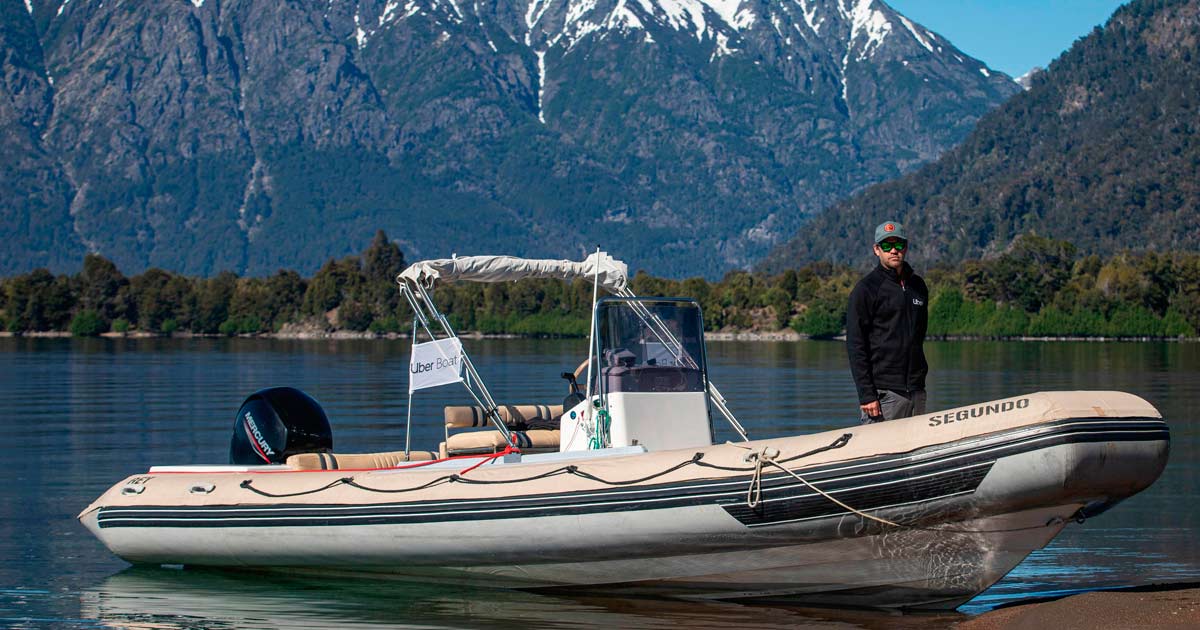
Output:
top-left (78, 253), bottom-right (1170, 610)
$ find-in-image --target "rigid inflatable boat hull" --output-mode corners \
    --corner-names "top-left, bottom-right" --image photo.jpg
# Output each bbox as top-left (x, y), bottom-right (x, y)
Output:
top-left (79, 392), bottom-right (1170, 610)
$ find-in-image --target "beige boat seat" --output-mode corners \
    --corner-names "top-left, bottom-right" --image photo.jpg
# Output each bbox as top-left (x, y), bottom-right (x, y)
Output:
top-left (444, 404), bottom-right (563, 430)
top-left (439, 429), bottom-right (561, 458)
top-left (286, 450), bottom-right (436, 470)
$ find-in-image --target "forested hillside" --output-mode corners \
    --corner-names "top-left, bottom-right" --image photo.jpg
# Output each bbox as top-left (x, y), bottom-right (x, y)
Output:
top-left (761, 0), bottom-right (1200, 270)
top-left (3, 233), bottom-right (1197, 340)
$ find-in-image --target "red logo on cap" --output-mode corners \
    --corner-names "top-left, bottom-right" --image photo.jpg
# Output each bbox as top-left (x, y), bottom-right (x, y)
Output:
top-left (884, 223), bottom-right (895, 232)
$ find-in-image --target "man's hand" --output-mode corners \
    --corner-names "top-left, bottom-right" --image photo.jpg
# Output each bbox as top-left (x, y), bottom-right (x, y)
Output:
top-left (860, 400), bottom-right (882, 419)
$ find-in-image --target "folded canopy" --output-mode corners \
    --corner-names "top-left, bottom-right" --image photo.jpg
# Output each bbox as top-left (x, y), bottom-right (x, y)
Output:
top-left (397, 252), bottom-right (629, 293)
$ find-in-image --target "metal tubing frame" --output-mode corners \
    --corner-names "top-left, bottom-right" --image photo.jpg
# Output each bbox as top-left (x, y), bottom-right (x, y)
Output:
top-left (394, 271), bottom-right (746, 446)
top-left (404, 318), bottom-right (417, 457)
top-left (398, 283), bottom-right (514, 445)
top-left (614, 288), bottom-right (749, 441)
top-left (584, 250), bottom-right (603, 447)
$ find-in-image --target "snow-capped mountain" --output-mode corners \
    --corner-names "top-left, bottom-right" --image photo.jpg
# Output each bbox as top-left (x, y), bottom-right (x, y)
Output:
top-left (1, 0), bottom-right (1018, 277)
top-left (760, 0), bottom-right (1200, 272)
top-left (1015, 66), bottom-right (1044, 90)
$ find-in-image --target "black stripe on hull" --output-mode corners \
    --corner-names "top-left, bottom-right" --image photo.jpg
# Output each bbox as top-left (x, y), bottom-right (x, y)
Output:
top-left (722, 462), bottom-right (994, 527)
top-left (96, 418), bottom-right (1167, 529)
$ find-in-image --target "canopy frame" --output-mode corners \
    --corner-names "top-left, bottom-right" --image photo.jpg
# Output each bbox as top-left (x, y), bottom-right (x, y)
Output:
top-left (398, 281), bottom-right (514, 446)
top-left (395, 253), bottom-right (748, 446)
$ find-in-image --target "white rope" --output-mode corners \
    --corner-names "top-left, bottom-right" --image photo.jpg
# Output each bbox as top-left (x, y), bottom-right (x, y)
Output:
top-left (739, 445), bottom-right (1065, 534)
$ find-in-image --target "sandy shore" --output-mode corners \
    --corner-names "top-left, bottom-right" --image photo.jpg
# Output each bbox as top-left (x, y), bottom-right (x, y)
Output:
top-left (956, 584), bottom-right (1200, 629)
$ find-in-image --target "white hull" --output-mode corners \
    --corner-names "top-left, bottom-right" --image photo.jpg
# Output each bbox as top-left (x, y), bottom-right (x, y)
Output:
top-left (80, 392), bottom-right (1169, 610)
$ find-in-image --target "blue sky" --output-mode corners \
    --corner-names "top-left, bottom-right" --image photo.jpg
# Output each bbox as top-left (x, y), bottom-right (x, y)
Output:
top-left (887, 0), bottom-right (1128, 77)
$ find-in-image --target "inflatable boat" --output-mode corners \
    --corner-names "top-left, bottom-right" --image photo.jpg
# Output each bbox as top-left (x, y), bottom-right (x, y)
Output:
top-left (79, 254), bottom-right (1170, 610)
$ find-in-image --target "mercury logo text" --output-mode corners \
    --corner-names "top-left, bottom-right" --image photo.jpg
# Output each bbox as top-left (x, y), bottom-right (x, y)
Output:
top-left (244, 411), bottom-right (275, 456)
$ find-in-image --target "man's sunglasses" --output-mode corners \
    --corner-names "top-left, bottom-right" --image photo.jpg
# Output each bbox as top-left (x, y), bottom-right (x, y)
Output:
top-left (878, 240), bottom-right (907, 252)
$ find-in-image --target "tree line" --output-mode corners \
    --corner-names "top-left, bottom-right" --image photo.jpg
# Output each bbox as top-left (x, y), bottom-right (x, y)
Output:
top-left (2, 232), bottom-right (1198, 339)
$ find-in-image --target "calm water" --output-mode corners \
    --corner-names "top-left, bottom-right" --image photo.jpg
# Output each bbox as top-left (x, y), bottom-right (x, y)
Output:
top-left (0, 337), bottom-right (1196, 629)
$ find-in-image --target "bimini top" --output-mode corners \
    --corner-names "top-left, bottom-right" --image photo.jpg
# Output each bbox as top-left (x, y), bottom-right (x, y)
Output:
top-left (397, 252), bottom-right (629, 293)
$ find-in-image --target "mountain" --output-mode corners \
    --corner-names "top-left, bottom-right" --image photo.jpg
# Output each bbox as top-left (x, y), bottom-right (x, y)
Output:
top-left (1014, 66), bottom-right (1043, 90)
top-left (759, 0), bottom-right (1200, 272)
top-left (1, 0), bottom-right (1017, 278)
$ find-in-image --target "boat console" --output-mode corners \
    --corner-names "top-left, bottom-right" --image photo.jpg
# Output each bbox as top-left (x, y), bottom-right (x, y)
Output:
top-left (561, 297), bottom-right (714, 452)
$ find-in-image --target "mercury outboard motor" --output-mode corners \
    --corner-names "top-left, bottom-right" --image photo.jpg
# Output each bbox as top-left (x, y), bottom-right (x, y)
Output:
top-left (229, 387), bottom-right (333, 465)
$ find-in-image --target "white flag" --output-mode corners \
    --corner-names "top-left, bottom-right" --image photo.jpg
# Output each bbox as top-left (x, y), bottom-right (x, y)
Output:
top-left (408, 337), bottom-right (465, 394)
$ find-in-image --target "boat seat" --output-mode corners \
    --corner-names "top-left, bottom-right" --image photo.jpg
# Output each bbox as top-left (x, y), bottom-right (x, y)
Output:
top-left (439, 429), bottom-right (560, 458)
top-left (286, 450), bottom-right (436, 470)
top-left (444, 404), bottom-right (563, 430)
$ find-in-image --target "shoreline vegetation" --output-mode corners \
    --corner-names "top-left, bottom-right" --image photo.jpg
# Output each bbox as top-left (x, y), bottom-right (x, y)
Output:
top-left (3, 330), bottom-right (1195, 343)
top-left (3, 231), bottom-right (1200, 342)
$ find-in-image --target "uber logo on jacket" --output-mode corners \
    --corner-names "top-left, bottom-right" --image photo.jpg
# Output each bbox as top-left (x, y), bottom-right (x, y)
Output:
top-left (913, 298), bottom-right (925, 306)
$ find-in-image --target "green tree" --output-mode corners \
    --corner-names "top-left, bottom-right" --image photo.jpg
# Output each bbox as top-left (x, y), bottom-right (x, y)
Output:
top-left (130, 269), bottom-right (193, 333)
top-left (262, 270), bottom-right (307, 325)
top-left (227, 279), bottom-right (273, 333)
top-left (74, 254), bottom-right (131, 325)
top-left (360, 230), bottom-right (407, 320)
top-left (302, 257), bottom-right (365, 318)
top-left (338, 300), bottom-right (374, 331)
top-left (964, 234), bottom-right (1076, 312)
top-left (1173, 255), bottom-right (1200, 332)
top-left (5, 269), bottom-right (74, 331)
top-left (192, 272), bottom-right (238, 333)
top-left (763, 287), bottom-right (792, 329)
top-left (69, 309), bottom-right (106, 337)
top-left (791, 299), bottom-right (844, 339)
top-left (927, 288), bottom-right (966, 337)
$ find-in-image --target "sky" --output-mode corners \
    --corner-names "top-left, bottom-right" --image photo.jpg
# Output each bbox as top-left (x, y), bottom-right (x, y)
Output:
top-left (887, 0), bottom-right (1128, 77)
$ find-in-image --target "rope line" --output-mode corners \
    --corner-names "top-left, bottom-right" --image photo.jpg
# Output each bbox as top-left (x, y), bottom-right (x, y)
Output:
top-left (565, 453), bottom-right (704, 486)
top-left (238, 435), bottom-right (853, 499)
top-left (239, 477), bottom-right (352, 498)
top-left (743, 447), bottom-right (1066, 535)
top-left (239, 436), bottom-right (1063, 534)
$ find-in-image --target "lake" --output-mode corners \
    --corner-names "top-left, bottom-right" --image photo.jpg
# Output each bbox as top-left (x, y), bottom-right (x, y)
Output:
top-left (0, 337), bottom-right (1196, 628)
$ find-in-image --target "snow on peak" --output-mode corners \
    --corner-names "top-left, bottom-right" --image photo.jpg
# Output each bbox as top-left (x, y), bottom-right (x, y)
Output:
top-left (800, 0), bottom-right (822, 33)
top-left (700, 0), bottom-right (756, 30)
top-left (842, 0), bottom-right (891, 60)
top-left (539, 0), bottom-right (759, 52)
top-left (380, 1), bottom-right (402, 24)
top-left (606, 0), bottom-right (644, 31)
top-left (354, 12), bottom-right (368, 48)
top-left (526, 0), bottom-right (554, 31)
top-left (340, 0), bottom-right (977, 72)
top-left (896, 13), bottom-right (934, 54)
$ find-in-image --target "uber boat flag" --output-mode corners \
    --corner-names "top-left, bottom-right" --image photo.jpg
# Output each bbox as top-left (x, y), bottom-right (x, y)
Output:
top-left (408, 337), bottom-right (465, 393)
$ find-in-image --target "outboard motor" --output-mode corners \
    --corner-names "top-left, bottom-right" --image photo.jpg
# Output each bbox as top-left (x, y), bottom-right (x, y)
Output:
top-left (229, 387), bottom-right (333, 465)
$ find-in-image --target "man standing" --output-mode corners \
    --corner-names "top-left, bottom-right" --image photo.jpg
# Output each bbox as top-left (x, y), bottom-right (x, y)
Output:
top-left (846, 221), bottom-right (929, 423)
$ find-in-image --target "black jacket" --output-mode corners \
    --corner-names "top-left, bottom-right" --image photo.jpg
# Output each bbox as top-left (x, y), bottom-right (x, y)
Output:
top-left (846, 262), bottom-right (929, 404)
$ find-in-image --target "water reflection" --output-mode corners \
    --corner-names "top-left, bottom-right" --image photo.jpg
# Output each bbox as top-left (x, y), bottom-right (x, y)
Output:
top-left (81, 567), bottom-right (959, 630)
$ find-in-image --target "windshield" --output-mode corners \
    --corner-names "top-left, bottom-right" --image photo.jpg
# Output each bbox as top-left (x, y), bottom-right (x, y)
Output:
top-left (595, 299), bottom-right (707, 394)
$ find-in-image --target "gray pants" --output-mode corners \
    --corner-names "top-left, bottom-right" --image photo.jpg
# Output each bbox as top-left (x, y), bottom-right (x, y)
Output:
top-left (860, 389), bottom-right (927, 424)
